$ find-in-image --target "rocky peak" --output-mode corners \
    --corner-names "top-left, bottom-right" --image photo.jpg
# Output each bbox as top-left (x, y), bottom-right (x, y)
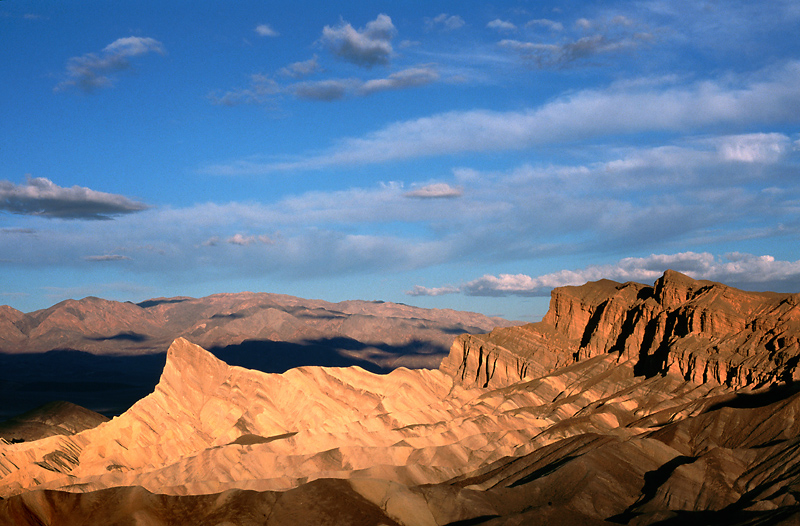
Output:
top-left (159, 337), bottom-right (231, 398)
top-left (442, 271), bottom-right (800, 390)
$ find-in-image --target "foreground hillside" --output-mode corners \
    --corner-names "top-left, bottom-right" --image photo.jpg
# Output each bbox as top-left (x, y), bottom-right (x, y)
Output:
top-left (2, 271), bottom-right (800, 525)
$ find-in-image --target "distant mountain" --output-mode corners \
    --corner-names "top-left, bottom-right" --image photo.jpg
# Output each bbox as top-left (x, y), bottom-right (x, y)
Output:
top-left (0, 292), bottom-right (514, 366)
top-left (3, 271), bottom-right (800, 524)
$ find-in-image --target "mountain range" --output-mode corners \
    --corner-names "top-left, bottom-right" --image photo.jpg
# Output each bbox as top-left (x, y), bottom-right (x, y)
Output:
top-left (2, 270), bottom-right (800, 524)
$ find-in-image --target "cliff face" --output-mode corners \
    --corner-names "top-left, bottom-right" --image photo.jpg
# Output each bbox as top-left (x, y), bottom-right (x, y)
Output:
top-left (441, 270), bottom-right (800, 389)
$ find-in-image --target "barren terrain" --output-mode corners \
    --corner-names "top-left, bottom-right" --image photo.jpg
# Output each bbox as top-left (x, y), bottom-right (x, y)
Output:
top-left (2, 271), bottom-right (800, 524)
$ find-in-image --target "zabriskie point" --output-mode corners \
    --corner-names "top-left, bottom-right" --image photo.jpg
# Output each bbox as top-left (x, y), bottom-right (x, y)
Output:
top-left (2, 270), bottom-right (800, 525)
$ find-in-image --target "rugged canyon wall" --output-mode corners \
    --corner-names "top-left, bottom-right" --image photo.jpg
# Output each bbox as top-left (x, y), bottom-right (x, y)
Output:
top-left (441, 270), bottom-right (800, 390)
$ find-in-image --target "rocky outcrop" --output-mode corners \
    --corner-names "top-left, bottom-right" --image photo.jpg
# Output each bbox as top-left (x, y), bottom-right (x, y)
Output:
top-left (443, 270), bottom-right (800, 390)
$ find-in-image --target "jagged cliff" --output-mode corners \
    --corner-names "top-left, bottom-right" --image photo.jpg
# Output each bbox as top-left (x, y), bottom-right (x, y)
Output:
top-left (442, 270), bottom-right (800, 390)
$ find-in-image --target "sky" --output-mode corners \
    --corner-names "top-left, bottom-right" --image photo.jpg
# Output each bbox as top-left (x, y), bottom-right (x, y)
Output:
top-left (1, 0), bottom-right (799, 321)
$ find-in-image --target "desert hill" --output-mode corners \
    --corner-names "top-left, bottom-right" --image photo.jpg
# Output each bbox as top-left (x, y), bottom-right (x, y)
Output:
top-left (2, 271), bottom-right (800, 524)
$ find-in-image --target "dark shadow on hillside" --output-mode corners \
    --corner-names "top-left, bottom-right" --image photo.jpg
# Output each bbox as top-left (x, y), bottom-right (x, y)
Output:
top-left (0, 350), bottom-right (166, 419)
top-left (87, 331), bottom-right (150, 343)
top-left (209, 337), bottom-right (447, 374)
top-left (136, 298), bottom-right (189, 309)
top-left (0, 337), bottom-right (448, 419)
top-left (705, 381), bottom-right (800, 412)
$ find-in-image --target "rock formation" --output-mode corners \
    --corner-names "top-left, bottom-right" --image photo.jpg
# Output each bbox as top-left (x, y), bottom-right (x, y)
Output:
top-left (2, 271), bottom-right (800, 524)
top-left (443, 269), bottom-right (800, 390)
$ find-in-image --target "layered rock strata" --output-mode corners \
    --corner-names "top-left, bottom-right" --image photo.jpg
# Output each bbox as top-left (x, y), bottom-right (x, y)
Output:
top-left (442, 270), bottom-right (800, 390)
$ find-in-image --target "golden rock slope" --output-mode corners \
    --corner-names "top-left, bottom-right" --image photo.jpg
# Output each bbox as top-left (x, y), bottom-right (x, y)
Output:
top-left (2, 271), bottom-right (800, 525)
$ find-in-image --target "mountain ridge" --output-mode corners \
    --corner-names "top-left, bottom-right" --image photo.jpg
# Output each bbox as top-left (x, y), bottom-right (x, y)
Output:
top-left (0, 291), bottom-right (515, 360)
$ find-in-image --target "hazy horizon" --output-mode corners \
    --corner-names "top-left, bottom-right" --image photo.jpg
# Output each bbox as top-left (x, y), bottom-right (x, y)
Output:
top-left (2, 1), bottom-right (799, 321)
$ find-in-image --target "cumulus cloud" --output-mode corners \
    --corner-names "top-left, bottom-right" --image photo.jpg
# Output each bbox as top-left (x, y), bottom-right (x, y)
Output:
top-left (0, 176), bottom-right (149, 220)
top-left (403, 183), bottom-right (463, 198)
top-left (279, 55), bottom-right (320, 78)
top-left (409, 252), bottom-right (800, 297)
top-left (55, 36), bottom-right (164, 92)
top-left (487, 19), bottom-right (517, 32)
top-left (255, 24), bottom-right (279, 37)
top-left (321, 14), bottom-right (396, 68)
top-left (425, 13), bottom-right (465, 31)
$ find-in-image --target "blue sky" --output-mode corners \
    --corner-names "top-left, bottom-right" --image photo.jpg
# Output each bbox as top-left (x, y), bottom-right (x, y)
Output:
top-left (1, 0), bottom-right (799, 321)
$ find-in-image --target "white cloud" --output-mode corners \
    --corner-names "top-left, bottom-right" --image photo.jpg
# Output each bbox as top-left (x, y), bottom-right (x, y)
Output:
top-left (289, 67), bottom-right (439, 101)
top-left (226, 233), bottom-right (274, 246)
top-left (202, 61), bottom-right (800, 174)
top-left (321, 14), bottom-right (396, 68)
top-left (255, 24), bottom-right (279, 37)
top-left (487, 19), bottom-right (517, 32)
top-left (358, 66), bottom-right (439, 95)
top-left (526, 19), bottom-right (564, 31)
top-left (425, 14), bottom-right (465, 31)
top-left (409, 252), bottom-right (800, 297)
top-left (403, 183), bottom-right (463, 199)
top-left (406, 285), bottom-right (460, 296)
top-left (55, 36), bottom-right (165, 92)
top-left (208, 73), bottom-right (279, 106)
top-left (713, 133), bottom-right (791, 163)
top-left (279, 55), bottom-right (320, 78)
top-left (292, 79), bottom-right (352, 101)
top-left (499, 33), bottom-right (651, 67)
top-left (0, 176), bottom-right (149, 220)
